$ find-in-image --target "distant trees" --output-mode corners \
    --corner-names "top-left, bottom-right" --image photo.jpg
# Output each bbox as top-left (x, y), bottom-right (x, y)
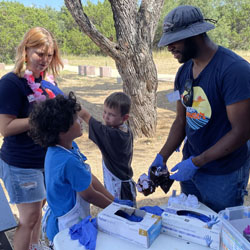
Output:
top-left (0, 2), bottom-right (61, 62)
top-left (0, 1), bottom-right (115, 62)
top-left (58, 1), bottom-right (116, 55)
top-left (158, 0), bottom-right (250, 51)
top-left (217, 0), bottom-right (250, 50)
top-left (0, 2), bottom-right (30, 62)
top-left (1, 0), bottom-right (250, 64)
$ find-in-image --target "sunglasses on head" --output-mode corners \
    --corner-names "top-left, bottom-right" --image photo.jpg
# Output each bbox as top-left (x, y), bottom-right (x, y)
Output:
top-left (183, 79), bottom-right (193, 107)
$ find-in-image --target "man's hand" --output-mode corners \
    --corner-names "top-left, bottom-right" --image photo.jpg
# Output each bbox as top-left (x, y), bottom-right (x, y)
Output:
top-left (170, 156), bottom-right (198, 181)
top-left (148, 153), bottom-right (167, 176)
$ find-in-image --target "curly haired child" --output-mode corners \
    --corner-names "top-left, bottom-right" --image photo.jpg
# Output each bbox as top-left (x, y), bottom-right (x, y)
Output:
top-left (29, 92), bottom-right (132, 243)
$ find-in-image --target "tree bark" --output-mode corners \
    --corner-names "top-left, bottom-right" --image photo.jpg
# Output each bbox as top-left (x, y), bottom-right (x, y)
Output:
top-left (64, 0), bottom-right (164, 137)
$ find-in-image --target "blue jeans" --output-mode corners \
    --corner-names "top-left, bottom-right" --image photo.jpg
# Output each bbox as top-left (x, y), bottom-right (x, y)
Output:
top-left (181, 144), bottom-right (250, 213)
top-left (0, 158), bottom-right (46, 204)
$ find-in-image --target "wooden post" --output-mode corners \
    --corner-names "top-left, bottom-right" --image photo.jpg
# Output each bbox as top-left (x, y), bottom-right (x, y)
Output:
top-left (99, 66), bottom-right (112, 77)
top-left (78, 65), bottom-right (84, 75)
top-left (84, 66), bottom-right (96, 76)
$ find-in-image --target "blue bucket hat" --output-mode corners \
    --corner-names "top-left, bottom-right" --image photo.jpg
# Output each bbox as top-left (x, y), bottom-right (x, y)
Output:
top-left (158, 5), bottom-right (215, 47)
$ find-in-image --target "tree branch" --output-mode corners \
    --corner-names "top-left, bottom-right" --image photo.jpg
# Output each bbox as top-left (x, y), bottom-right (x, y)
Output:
top-left (64, 0), bottom-right (121, 60)
top-left (137, 0), bottom-right (165, 44)
top-left (109, 0), bottom-right (137, 51)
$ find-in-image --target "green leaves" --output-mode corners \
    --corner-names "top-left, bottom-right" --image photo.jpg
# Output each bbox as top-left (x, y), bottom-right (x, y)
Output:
top-left (0, 0), bottom-right (114, 62)
top-left (155, 0), bottom-right (250, 51)
top-left (1, 0), bottom-right (250, 63)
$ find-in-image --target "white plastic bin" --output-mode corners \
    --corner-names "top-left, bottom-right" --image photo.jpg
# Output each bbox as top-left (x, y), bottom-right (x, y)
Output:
top-left (219, 206), bottom-right (250, 250)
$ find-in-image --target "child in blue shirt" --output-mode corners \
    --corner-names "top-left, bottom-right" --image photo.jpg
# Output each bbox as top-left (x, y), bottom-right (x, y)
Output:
top-left (29, 92), bottom-right (132, 243)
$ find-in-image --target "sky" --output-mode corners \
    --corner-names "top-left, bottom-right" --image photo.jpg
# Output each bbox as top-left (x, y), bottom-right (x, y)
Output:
top-left (2, 0), bottom-right (101, 10)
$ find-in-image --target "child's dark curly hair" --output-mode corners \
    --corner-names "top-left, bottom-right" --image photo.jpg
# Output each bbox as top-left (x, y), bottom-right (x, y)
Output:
top-left (29, 91), bottom-right (81, 148)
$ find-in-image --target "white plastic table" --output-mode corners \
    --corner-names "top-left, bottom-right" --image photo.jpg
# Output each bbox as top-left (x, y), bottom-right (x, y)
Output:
top-left (54, 228), bottom-right (210, 250)
top-left (54, 203), bottom-right (213, 250)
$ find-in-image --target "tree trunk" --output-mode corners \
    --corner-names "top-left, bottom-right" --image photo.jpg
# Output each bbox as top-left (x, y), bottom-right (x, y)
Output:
top-left (115, 51), bottom-right (158, 137)
top-left (64, 0), bottom-right (164, 137)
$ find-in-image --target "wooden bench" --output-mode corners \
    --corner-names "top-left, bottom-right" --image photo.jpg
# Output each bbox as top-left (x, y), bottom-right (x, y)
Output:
top-left (0, 184), bottom-right (17, 250)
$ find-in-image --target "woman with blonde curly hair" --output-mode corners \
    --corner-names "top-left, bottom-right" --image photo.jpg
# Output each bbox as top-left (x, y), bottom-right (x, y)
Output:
top-left (0, 27), bottom-right (63, 250)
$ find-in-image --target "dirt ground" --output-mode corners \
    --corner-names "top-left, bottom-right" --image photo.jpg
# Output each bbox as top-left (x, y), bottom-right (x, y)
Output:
top-left (1, 73), bottom-right (250, 246)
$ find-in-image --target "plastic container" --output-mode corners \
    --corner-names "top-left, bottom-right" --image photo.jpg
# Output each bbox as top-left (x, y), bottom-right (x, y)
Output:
top-left (219, 206), bottom-right (250, 250)
top-left (243, 225), bottom-right (250, 242)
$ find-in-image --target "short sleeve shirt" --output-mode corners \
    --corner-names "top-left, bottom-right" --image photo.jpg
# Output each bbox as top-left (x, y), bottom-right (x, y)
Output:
top-left (89, 117), bottom-right (133, 180)
top-left (0, 72), bottom-right (63, 168)
top-left (0, 72), bottom-right (45, 168)
top-left (175, 46), bottom-right (250, 174)
top-left (45, 141), bottom-right (91, 240)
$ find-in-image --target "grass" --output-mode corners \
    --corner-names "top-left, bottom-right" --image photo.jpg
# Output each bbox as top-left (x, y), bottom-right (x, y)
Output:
top-left (1, 49), bottom-right (250, 78)
top-left (63, 50), bottom-right (179, 75)
top-left (62, 49), bottom-right (250, 76)
top-left (64, 54), bottom-right (117, 68)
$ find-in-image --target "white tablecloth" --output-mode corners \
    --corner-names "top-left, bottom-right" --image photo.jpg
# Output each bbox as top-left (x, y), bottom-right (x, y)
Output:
top-left (54, 203), bottom-right (213, 250)
top-left (54, 228), bottom-right (211, 250)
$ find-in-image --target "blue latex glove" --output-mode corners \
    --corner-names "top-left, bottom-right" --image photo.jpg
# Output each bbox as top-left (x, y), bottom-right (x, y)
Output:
top-left (114, 198), bottom-right (134, 207)
top-left (116, 210), bottom-right (143, 222)
top-left (69, 222), bottom-right (82, 240)
top-left (148, 153), bottom-right (166, 176)
top-left (139, 206), bottom-right (164, 216)
top-left (170, 156), bottom-right (198, 181)
top-left (204, 235), bottom-right (212, 247)
top-left (206, 215), bottom-right (219, 229)
top-left (69, 215), bottom-right (97, 250)
top-left (79, 217), bottom-right (97, 250)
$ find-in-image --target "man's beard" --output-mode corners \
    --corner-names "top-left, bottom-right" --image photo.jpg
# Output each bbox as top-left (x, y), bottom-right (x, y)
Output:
top-left (178, 37), bottom-right (198, 63)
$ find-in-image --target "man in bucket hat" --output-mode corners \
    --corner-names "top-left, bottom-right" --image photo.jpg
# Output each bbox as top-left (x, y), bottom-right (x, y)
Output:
top-left (149, 5), bottom-right (250, 213)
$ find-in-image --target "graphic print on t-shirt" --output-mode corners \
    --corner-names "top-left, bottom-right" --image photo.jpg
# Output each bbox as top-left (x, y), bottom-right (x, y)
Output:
top-left (182, 86), bottom-right (211, 130)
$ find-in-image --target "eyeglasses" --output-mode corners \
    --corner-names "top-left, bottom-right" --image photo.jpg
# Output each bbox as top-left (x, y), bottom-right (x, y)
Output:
top-left (183, 79), bottom-right (193, 107)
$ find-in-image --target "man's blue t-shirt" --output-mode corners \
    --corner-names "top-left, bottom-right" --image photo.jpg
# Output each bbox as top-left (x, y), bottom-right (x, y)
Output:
top-left (45, 141), bottom-right (92, 241)
top-left (175, 46), bottom-right (250, 174)
top-left (0, 72), bottom-right (63, 168)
